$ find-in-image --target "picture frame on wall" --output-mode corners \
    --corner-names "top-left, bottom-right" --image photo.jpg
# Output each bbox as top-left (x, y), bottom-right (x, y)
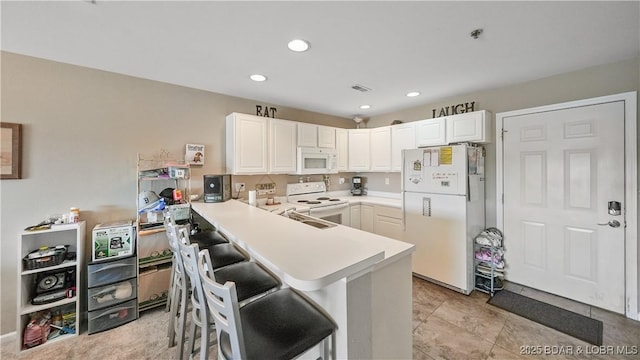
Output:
top-left (1, 122), bottom-right (22, 179)
top-left (185, 144), bottom-right (205, 166)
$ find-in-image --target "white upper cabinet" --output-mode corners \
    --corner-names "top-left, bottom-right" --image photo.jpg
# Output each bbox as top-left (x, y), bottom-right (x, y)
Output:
top-left (391, 123), bottom-right (416, 172)
top-left (415, 117), bottom-right (447, 147)
top-left (369, 126), bottom-right (392, 172)
top-left (318, 125), bottom-right (336, 148)
top-left (226, 113), bottom-right (297, 174)
top-left (335, 128), bottom-right (349, 171)
top-left (446, 110), bottom-right (492, 144)
top-left (226, 113), bottom-right (268, 174)
top-left (298, 123), bottom-right (336, 148)
top-left (297, 123), bottom-right (318, 147)
top-left (348, 129), bottom-right (370, 171)
top-left (269, 118), bottom-right (297, 173)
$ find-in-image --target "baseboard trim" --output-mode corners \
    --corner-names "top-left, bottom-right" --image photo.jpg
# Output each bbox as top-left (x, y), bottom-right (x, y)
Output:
top-left (0, 331), bottom-right (17, 342)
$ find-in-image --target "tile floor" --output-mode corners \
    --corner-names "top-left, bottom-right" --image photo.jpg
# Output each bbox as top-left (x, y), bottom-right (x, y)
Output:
top-left (2, 277), bottom-right (639, 360)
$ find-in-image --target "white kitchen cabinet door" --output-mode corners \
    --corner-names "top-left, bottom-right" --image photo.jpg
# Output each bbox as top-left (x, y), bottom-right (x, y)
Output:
top-left (374, 206), bottom-right (403, 240)
top-left (350, 204), bottom-right (361, 229)
top-left (318, 125), bottom-right (336, 148)
top-left (446, 110), bottom-right (491, 144)
top-left (226, 113), bottom-right (268, 174)
top-left (391, 123), bottom-right (416, 172)
top-left (297, 123), bottom-right (318, 147)
top-left (348, 129), bottom-right (370, 171)
top-left (415, 117), bottom-right (447, 147)
top-left (336, 128), bottom-right (349, 171)
top-left (269, 119), bottom-right (297, 173)
top-left (361, 204), bottom-right (375, 233)
top-left (375, 215), bottom-right (403, 240)
top-left (370, 126), bottom-right (392, 172)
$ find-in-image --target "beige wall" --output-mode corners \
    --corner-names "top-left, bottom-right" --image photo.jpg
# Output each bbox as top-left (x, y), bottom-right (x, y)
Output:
top-left (2, 51), bottom-right (639, 334)
top-left (0, 52), bottom-right (352, 334)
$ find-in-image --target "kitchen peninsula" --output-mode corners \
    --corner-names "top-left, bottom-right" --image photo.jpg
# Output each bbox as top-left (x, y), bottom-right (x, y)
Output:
top-left (191, 200), bottom-right (415, 359)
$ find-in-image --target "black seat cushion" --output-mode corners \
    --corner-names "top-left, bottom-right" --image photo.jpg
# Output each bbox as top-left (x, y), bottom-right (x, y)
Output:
top-left (213, 262), bottom-right (280, 303)
top-left (190, 230), bottom-right (228, 247)
top-left (220, 288), bottom-right (335, 360)
top-left (205, 243), bottom-right (246, 269)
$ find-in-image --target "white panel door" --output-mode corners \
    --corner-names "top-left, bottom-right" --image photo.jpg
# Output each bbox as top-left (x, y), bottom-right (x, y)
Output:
top-left (503, 101), bottom-right (625, 313)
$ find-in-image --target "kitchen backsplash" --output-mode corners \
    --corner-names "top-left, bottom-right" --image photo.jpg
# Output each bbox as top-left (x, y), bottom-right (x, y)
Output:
top-left (190, 172), bottom-right (401, 200)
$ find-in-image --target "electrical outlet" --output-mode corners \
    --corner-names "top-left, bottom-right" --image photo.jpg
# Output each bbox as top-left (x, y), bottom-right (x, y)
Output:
top-left (235, 183), bottom-right (246, 192)
top-left (339, 177), bottom-right (345, 185)
top-left (385, 177), bottom-right (390, 185)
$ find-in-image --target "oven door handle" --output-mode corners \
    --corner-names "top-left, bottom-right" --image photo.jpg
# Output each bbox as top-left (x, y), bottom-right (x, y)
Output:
top-left (309, 203), bottom-right (350, 214)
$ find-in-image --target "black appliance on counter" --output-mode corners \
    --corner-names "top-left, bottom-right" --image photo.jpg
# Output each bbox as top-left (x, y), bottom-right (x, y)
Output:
top-left (204, 174), bottom-right (231, 203)
top-left (351, 176), bottom-right (364, 196)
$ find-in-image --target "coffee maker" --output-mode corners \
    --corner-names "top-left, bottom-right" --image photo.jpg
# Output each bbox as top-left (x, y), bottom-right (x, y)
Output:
top-left (351, 176), bottom-right (363, 196)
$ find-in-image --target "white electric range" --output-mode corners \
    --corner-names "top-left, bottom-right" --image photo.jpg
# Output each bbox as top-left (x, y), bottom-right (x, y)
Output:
top-left (286, 182), bottom-right (350, 225)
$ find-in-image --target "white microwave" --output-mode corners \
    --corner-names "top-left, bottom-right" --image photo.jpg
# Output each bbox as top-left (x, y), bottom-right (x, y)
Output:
top-left (296, 147), bottom-right (338, 175)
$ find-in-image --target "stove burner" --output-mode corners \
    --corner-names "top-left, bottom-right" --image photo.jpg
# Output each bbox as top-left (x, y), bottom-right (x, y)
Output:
top-left (306, 201), bottom-right (322, 205)
top-left (298, 200), bottom-right (309, 203)
top-left (329, 199), bottom-right (341, 201)
top-left (317, 197), bottom-right (330, 201)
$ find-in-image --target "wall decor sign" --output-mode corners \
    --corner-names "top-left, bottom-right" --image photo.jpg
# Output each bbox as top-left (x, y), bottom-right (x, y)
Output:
top-left (1, 122), bottom-right (22, 179)
top-left (432, 101), bottom-right (476, 118)
top-left (256, 105), bottom-right (278, 118)
top-left (185, 144), bottom-right (205, 166)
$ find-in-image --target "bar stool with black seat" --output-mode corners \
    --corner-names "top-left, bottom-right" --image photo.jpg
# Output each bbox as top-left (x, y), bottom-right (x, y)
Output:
top-left (164, 211), bottom-right (239, 353)
top-left (165, 210), bottom-right (243, 312)
top-left (163, 211), bottom-right (246, 359)
top-left (165, 212), bottom-right (229, 314)
top-left (171, 226), bottom-right (281, 360)
top-left (196, 246), bottom-right (337, 360)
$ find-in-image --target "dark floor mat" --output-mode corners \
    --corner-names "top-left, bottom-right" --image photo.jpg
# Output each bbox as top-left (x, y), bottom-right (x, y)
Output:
top-left (488, 290), bottom-right (603, 346)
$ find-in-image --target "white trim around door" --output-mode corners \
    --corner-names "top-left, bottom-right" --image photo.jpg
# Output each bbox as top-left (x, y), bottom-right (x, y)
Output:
top-left (496, 91), bottom-right (638, 320)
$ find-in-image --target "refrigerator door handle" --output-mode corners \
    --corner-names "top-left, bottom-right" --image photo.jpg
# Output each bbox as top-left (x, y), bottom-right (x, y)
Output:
top-left (402, 191), bottom-right (408, 231)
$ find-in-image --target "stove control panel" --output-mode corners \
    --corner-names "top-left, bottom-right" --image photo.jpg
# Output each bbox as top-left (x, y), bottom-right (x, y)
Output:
top-left (286, 182), bottom-right (327, 196)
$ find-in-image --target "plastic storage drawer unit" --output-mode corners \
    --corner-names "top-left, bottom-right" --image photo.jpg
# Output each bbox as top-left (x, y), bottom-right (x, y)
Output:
top-left (88, 256), bottom-right (137, 288)
top-left (88, 278), bottom-right (137, 312)
top-left (87, 299), bottom-right (137, 334)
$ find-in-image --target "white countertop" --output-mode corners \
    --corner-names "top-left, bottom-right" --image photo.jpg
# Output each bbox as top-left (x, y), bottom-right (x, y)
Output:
top-left (191, 200), bottom-right (413, 291)
top-left (337, 194), bottom-right (402, 209)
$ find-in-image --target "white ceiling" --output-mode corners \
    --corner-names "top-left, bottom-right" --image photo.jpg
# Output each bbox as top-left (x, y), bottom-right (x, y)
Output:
top-left (2, 1), bottom-right (639, 119)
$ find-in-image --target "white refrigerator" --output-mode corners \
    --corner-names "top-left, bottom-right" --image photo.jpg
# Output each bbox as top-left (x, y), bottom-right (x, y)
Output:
top-left (402, 144), bottom-right (485, 294)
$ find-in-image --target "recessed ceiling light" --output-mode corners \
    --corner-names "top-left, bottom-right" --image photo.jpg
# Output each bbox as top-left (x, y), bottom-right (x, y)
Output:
top-left (288, 39), bottom-right (310, 52)
top-left (250, 74), bottom-right (267, 82)
top-left (359, 105), bottom-right (371, 110)
top-left (406, 91), bottom-right (421, 97)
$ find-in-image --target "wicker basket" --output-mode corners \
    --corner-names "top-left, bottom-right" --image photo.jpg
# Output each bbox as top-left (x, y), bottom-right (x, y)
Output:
top-left (23, 246), bottom-right (68, 270)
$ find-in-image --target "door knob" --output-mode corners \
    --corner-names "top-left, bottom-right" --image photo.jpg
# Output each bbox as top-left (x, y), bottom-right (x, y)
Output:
top-left (597, 220), bottom-right (621, 228)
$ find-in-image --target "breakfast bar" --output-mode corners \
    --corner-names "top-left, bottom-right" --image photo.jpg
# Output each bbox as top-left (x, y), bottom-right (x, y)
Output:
top-left (191, 200), bottom-right (415, 359)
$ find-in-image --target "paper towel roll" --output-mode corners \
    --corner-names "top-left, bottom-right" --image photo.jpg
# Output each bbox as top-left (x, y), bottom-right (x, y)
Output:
top-left (248, 190), bottom-right (257, 206)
